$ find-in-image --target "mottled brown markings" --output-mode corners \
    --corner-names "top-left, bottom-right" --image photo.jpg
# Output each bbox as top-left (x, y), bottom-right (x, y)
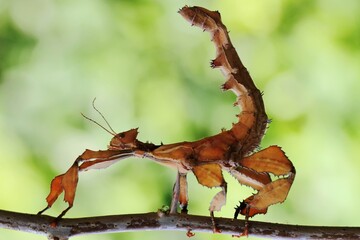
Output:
top-left (39, 5), bottom-right (295, 237)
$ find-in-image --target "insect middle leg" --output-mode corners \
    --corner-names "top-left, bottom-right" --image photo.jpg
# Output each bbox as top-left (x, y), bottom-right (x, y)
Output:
top-left (170, 172), bottom-right (188, 214)
top-left (192, 163), bottom-right (227, 232)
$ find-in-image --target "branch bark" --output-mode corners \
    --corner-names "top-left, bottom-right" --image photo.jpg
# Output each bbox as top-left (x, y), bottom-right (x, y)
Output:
top-left (0, 209), bottom-right (359, 239)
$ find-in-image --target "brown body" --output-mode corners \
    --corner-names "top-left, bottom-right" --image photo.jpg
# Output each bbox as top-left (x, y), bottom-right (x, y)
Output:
top-left (39, 6), bottom-right (295, 236)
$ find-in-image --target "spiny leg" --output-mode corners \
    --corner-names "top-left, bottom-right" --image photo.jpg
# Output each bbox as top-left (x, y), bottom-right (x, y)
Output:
top-left (242, 206), bottom-right (250, 237)
top-left (179, 173), bottom-right (189, 213)
top-left (192, 164), bottom-right (226, 233)
top-left (209, 183), bottom-right (227, 233)
top-left (233, 200), bottom-right (261, 237)
top-left (170, 171), bottom-right (180, 214)
top-left (37, 206), bottom-right (50, 215)
top-left (229, 148), bottom-right (287, 237)
top-left (229, 146), bottom-right (295, 236)
top-left (50, 205), bottom-right (73, 227)
top-left (38, 149), bottom-right (134, 220)
top-left (238, 146), bottom-right (295, 212)
top-left (170, 172), bottom-right (188, 214)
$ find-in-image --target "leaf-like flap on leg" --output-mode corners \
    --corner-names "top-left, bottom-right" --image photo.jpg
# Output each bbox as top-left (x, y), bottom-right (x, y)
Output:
top-left (79, 149), bottom-right (133, 171)
top-left (240, 197), bottom-right (268, 218)
top-left (249, 178), bottom-right (292, 210)
top-left (209, 188), bottom-right (226, 212)
top-left (192, 164), bottom-right (224, 188)
top-left (246, 206), bottom-right (268, 218)
top-left (79, 159), bottom-right (118, 171)
top-left (46, 174), bottom-right (64, 207)
top-left (179, 173), bottom-right (188, 208)
top-left (62, 162), bottom-right (79, 206)
top-left (81, 149), bottom-right (127, 160)
top-left (81, 149), bottom-right (106, 159)
top-left (239, 146), bottom-right (294, 176)
top-left (229, 167), bottom-right (271, 191)
top-left (193, 164), bottom-right (227, 212)
top-left (44, 162), bottom-right (79, 208)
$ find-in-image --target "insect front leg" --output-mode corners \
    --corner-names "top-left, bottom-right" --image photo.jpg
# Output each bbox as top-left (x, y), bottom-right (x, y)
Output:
top-left (37, 161), bottom-right (79, 217)
top-left (38, 148), bottom-right (135, 221)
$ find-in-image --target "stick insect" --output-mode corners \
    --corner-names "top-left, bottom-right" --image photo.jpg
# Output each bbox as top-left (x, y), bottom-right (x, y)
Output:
top-left (38, 6), bottom-right (295, 236)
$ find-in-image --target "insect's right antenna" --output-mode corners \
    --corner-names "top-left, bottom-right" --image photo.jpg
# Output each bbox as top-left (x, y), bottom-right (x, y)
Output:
top-left (81, 98), bottom-right (117, 136)
top-left (91, 98), bottom-right (117, 134)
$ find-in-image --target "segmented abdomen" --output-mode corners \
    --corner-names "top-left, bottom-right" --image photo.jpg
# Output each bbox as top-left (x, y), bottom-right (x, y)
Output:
top-left (179, 6), bottom-right (268, 158)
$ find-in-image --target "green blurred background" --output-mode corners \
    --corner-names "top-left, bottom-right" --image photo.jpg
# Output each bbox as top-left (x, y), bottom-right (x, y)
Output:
top-left (0, 0), bottom-right (359, 239)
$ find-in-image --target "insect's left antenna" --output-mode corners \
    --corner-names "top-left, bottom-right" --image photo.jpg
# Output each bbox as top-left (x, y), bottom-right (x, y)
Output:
top-left (81, 113), bottom-right (116, 136)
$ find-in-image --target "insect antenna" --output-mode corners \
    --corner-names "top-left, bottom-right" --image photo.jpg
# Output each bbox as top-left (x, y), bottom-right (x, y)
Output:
top-left (91, 98), bottom-right (117, 134)
top-left (81, 98), bottom-right (117, 136)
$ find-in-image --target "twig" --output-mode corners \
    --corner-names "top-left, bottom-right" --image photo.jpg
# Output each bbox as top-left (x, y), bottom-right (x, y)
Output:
top-left (0, 209), bottom-right (359, 239)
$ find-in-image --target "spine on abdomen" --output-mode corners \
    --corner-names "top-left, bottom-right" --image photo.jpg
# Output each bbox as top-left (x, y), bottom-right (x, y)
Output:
top-left (179, 6), bottom-right (268, 156)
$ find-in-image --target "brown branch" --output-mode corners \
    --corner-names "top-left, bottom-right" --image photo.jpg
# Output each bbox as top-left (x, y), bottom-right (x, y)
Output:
top-left (0, 209), bottom-right (359, 239)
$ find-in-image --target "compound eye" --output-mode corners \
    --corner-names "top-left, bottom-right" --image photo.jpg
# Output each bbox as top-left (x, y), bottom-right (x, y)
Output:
top-left (118, 132), bottom-right (125, 138)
